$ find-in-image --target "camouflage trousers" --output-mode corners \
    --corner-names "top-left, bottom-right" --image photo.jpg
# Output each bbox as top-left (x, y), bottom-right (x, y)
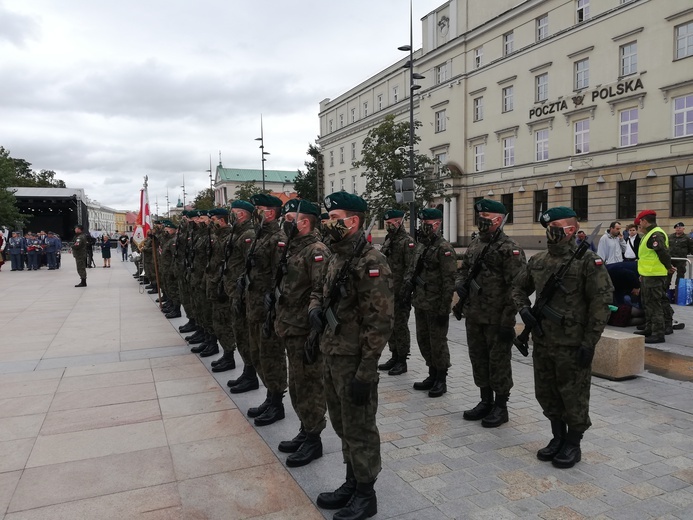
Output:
top-left (414, 309), bottom-right (451, 372)
top-left (165, 272), bottom-right (179, 303)
top-left (533, 341), bottom-right (592, 433)
top-left (74, 256), bottom-right (87, 280)
top-left (281, 335), bottom-right (326, 434)
top-left (386, 302), bottom-right (411, 358)
top-left (178, 275), bottom-right (195, 321)
top-left (641, 276), bottom-right (673, 337)
top-left (231, 301), bottom-right (251, 364)
top-left (465, 320), bottom-right (514, 395)
top-left (323, 354), bottom-right (381, 483)
top-left (212, 300), bottom-right (236, 354)
top-left (248, 322), bottom-right (287, 394)
top-left (191, 279), bottom-right (213, 330)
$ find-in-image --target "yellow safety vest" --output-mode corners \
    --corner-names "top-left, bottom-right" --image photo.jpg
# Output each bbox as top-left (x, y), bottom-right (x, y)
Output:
top-left (638, 226), bottom-right (668, 276)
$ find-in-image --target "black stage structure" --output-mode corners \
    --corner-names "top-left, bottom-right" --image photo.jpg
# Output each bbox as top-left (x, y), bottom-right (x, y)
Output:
top-left (9, 187), bottom-right (89, 241)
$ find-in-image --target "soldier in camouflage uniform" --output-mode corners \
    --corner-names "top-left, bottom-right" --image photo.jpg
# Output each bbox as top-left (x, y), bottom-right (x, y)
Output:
top-left (378, 209), bottom-right (415, 376)
top-left (319, 212), bottom-right (333, 249)
top-left (315, 192), bottom-right (393, 520)
top-left (273, 199), bottom-right (330, 468)
top-left (223, 201), bottom-right (259, 390)
top-left (72, 225), bottom-right (88, 287)
top-left (161, 221), bottom-right (182, 318)
top-left (188, 212), bottom-right (218, 355)
top-left (634, 210), bottom-right (676, 343)
top-left (456, 199), bottom-right (526, 428)
top-left (141, 230), bottom-right (155, 290)
top-left (242, 194), bottom-right (288, 426)
top-left (403, 208), bottom-right (456, 398)
top-left (668, 221), bottom-right (693, 291)
top-left (177, 214), bottom-right (199, 334)
top-left (513, 206), bottom-right (613, 469)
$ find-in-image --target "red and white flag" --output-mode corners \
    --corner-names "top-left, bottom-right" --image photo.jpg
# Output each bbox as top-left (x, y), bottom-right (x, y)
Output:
top-left (132, 185), bottom-right (151, 246)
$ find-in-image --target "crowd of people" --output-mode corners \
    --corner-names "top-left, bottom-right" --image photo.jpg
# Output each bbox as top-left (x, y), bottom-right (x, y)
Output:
top-left (0, 230), bottom-right (63, 271)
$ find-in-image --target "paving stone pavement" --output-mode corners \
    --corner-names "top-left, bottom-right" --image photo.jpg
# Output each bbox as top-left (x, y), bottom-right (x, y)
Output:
top-left (1, 254), bottom-right (692, 519)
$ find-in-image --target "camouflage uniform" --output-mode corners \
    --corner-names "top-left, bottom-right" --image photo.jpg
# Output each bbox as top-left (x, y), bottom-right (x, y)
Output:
top-left (667, 231), bottom-right (692, 285)
top-left (162, 231), bottom-right (180, 306)
top-left (141, 234), bottom-right (154, 282)
top-left (72, 231), bottom-right (88, 281)
top-left (639, 228), bottom-right (674, 338)
top-left (176, 221), bottom-right (196, 323)
top-left (207, 224), bottom-right (236, 355)
top-left (319, 230), bottom-right (393, 483)
top-left (512, 238), bottom-right (613, 433)
top-left (191, 224), bottom-right (213, 334)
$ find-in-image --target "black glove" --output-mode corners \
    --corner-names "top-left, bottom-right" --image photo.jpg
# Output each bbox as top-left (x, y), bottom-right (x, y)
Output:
top-left (455, 281), bottom-right (468, 302)
top-left (309, 308), bottom-right (324, 332)
top-left (263, 292), bottom-right (275, 313)
top-left (303, 331), bottom-right (319, 365)
top-left (577, 345), bottom-right (595, 368)
top-left (519, 307), bottom-right (537, 328)
top-left (350, 377), bottom-right (371, 406)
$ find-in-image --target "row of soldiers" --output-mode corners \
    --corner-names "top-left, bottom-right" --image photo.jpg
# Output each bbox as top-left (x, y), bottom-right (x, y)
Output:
top-left (135, 193), bottom-right (614, 520)
top-left (6, 230), bottom-right (63, 271)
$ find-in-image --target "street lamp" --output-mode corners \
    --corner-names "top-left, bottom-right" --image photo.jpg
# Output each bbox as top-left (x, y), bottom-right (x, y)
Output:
top-left (398, 0), bottom-right (424, 238)
top-left (255, 116), bottom-right (271, 191)
top-left (206, 155), bottom-right (214, 206)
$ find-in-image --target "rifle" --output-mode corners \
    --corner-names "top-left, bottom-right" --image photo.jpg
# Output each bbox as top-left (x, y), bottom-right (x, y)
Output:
top-left (234, 213), bottom-right (265, 314)
top-left (513, 224), bottom-right (602, 357)
top-left (263, 202), bottom-right (302, 338)
top-left (320, 217), bottom-right (378, 335)
top-left (217, 225), bottom-right (236, 302)
top-left (452, 214), bottom-right (510, 320)
top-left (401, 240), bottom-right (433, 306)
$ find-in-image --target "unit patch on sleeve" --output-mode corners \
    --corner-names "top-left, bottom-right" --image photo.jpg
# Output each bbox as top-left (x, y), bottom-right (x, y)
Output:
top-left (368, 268), bottom-right (380, 277)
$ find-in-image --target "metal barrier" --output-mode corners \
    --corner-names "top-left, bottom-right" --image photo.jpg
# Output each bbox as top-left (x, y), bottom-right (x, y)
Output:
top-left (671, 256), bottom-right (693, 306)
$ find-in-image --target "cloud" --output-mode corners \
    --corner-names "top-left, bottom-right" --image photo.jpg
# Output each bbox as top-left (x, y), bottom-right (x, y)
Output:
top-left (0, 2), bottom-right (40, 47)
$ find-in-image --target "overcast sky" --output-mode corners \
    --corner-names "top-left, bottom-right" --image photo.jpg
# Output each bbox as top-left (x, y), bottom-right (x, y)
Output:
top-left (0, 0), bottom-right (444, 211)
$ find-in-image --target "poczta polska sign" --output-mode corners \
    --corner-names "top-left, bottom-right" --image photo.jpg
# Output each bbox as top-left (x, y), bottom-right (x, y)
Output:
top-left (529, 77), bottom-right (644, 119)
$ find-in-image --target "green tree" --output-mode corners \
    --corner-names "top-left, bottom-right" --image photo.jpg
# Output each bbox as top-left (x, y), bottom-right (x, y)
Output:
top-left (35, 169), bottom-right (67, 188)
top-left (0, 147), bottom-right (29, 228)
top-left (234, 181), bottom-right (269, 202)
top-left (192, 188), bottom-right (215, 210)
top-left (354, 114), bottom-right (450, 219)
top-left (294, 143), bottom-right (319, 202)
top-left (0, 146), bottom-right (67, 188)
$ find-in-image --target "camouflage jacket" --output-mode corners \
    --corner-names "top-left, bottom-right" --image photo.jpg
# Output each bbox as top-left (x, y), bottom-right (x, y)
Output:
top-left (158, 233), bottom-right (174, 278)
top-left (222, 220), bottom-right (255, 300)
top-left (141, 236), bottom-right (153, 260)
top-left (72, 232), bottom-right (87, 259)
top-left (318, 230), bottom-right (394, 383)
top-left (406, 234), bottom-right (456, 315)
top-left (512, 238), bottom-right (613, 348)
top-left (668, 233), bottom-right (693, 259)
top-left (206, 225), bottom-right (232, 300)
top-left (275, 234), bottom-right (331, 338)
top-left (190, 224), bottom-right (209, 282)
top-left (381, 226), bottom-right (416, 297)
top-left (457, 231), bottom-right (526, 327)
top-left (245, 220), bottom-right (287, 321)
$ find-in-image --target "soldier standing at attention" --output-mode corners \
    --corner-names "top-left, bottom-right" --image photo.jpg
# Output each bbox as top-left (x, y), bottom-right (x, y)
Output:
top-left (8, 231), bottom-right (25, 271)
top-left (319, 212), bottom-right (333, 249)
top-left (314, 192), bottom-right (393, 520)
top-left (668, 222), bottom-right (693, 289)
top-left (377, 209), bottom-right (415, 376)
top-left (513, 207), bottom-right (613, 468)
top-left (456, 199), bottom-right (526, 428)
top-left (403, 208), bottom-right (456, 398)
top-left (72, 225), bottom-right (88, 287)
top-left (273, 199), bottom-right (330, 467)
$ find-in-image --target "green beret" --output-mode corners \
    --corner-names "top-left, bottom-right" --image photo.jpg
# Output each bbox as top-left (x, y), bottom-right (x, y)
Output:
top-left (419, 208), bottom-right (443, 220)
top-left (250, 193), bottom-right (283, 207)
top-left (197, 210), bottom-right (209, 217)
top-left (165, 221), bottom-right (177, 229)
top-left (324, 192), bottom-right (368, 213)
top-left (208, 208), bottom-right (229, 217)
top-left (474, 199), bottom-right (507, 215)
top-left (383, 209), bottom-right (405, 220)
top-left (539, 206), bottom-right (577, 228)
top-left (231, 200), bottom-right (255, 213)
top-left (153, 219), bottom-right (162, 225)
top-left (320, 212), bottom-right (330, 220)
top-left (282, 198), bottom-right (320, 217)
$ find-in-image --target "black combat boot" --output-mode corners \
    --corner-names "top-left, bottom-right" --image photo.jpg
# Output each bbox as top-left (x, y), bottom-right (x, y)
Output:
top-left (317, 463), bottom-right (357, 509)
top-left (645, 335), bottom-right (665, 344)
top-left (665, 325), bottom-right (674, 335)
top-left (633, 329), bottom-right (652, 336)
top-left (211, 351), bottom-right (235, 372)
top-left (161, 302), bottom-right (173, 313)
top-left (190, 332), bottom-right (211, 353)
top-left (75, 278), bottom-right (87, 287)
top-left (199, 336), bottom-right (219, 357)
top-left (286, 432), bottom-right (323, 467)
top-left (227, 364), bottom-right (249, 387)
top-left (552, 429), bottom-right (583, 468)
top-left (254, 392), bottom-right (285, 426)
top-left (229, 366), bottom-right (260, 393)
top-left (413, 366), bottom-right (437, 391)
top-left (165, 305), bottom-right (182, 319)
top-left (278, 425), bottom-right (306, 453)
top-left (377, 352), bottom-right (398, 371)
top-left (463, 387), bottom-right (494, 421)
top-left (186, 329), bottom-right (205, 344)
top-left (428, 368), bottom-right (447, 398)
top-left (333, 480), bottom-right (377, 520)
top-left (147, 286), bottom-right (158, 294)
top-left (388, 357), bottom-right (408, 376)
top-left (179, 319), bottom-right (197, 333)
top-left (537, 420), bottom-right (567, 461)
top-left (144, 283), bottom-right (154, 290)
top-left (481, 393), bottom-right (509, 428)
top-left (247, 390), bottom-right (271, 418)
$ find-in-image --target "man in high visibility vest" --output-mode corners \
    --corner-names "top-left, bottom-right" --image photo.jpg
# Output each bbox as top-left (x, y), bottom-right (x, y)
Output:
top-left (633, 210), bottom-right (676, 344)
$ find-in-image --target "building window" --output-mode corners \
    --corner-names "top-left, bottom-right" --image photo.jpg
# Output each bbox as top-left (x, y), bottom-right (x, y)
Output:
top-left (328, 119), bottom-right (333, 133)
top-left (352, 175), bottom-right (357, 194)
top-left (534, 190), bottom-right (549, 222)
top-left (572, 185), bottom-right (588, 221)
top-left (339, 147), bottom-right (344, 164)
top-left (473, 196), bottom-right (484, 226)
top-left (673, 174), bottom-right (693, 217)
top-left (339, 114), bottom-right (344, 128)
top-left (393, 86), bottom-right (399, 103)
top-left (329, 151), bottom-right (334, 167)
top-left (340, 178), bottom-right (345, 191)
top-left (618, 180), bottom-right (637, 219)
top-left (537, 14), bottom-right (549, 41)
top-left (434, 152), bottom-right (447, 177)
top-left (501, 194), bottom-right (514, 224)
top-left (577, 0), bottom-right (590, 23)
top-left (435, 109), bottom-right (447, 132)
top-left (536, 73), bottom-right (548, 102)
top-left (503, 32), bottom-right (514, 56)
top-left (574, 119), bottom-right (590, 154)
top-left (363, 102), bottom-right (368, 117)
top-left (575, 58), bottom-right (589, 90)
top-left (674, 94), bottom-right (693, 137)
top-left (474, 145), bottom-right (485, 172)
top-left (620, 42), bottom-right (637, 76)
top-left (377, 94), bottom-right (383, 111)
top-left (350, 108), bottom-right (356, 123)
top-left (535, 129), bottom-right (549, 161)
top-left (351, 142), bottom-right (356, 161)
top-left (619, 107), bottom-right (638, 147)
top-left (503, 137), bottom-right (515, 167)
top-left (675, 21), bottom-right (693, 60)
top-left (502, 86), bottom-right (514, 112)
top-left (435, 63), bottom-right (448, 84)
top-left (330, 180), bottom-right (334, 192)
top-left (473, 97), bottom-right (484, 121)
top-left (474, 46), bottom-right (483, 68)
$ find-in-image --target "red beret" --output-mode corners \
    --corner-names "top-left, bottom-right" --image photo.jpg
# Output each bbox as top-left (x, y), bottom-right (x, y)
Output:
top-left (634, 209), bottom-right (656, 225)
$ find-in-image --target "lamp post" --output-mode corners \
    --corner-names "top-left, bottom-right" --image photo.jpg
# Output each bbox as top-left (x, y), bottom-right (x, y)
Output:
top-left (398, 0), bottom-right (424, 238)
top-left (206, 155), bottom-right (214, 206)
top-left (255, 115), bottom-right (271, 192)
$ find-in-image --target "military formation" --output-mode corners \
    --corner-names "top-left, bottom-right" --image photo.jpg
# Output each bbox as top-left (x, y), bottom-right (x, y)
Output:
top-left (6, 230), bottom-right (62, 271)
top-left (130, 194), bottom-right (622, 520)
